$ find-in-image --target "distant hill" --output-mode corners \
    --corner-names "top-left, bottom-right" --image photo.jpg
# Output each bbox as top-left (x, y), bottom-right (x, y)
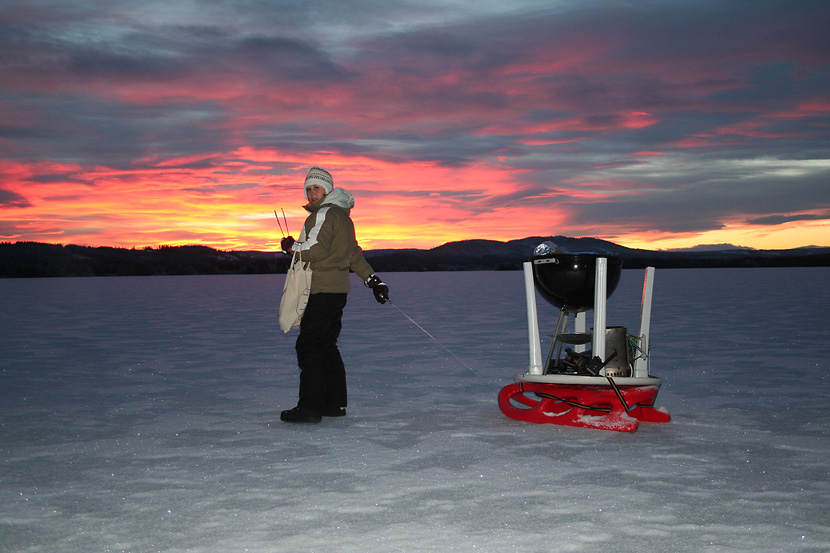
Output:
top-left (2, 238), bottom-right (829, 278)
top-left (0, 243), bottom-right (287, 278)
top-left (363, 236), bottom-right (830, 272)
top-left (661, 243), bottom-right (755, 252)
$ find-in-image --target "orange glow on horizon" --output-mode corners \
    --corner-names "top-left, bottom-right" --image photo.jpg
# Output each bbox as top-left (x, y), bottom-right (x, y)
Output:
top-left (3, 148), bottom-right (830, 253)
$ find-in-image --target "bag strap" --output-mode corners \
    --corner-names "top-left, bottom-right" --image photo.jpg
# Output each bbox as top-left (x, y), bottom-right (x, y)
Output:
top-left (291, 249), bottom-right (310, 270)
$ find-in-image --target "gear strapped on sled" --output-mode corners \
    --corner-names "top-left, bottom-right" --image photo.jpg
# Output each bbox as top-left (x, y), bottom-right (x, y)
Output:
top-left (498, 254), bottom-right (670, 432)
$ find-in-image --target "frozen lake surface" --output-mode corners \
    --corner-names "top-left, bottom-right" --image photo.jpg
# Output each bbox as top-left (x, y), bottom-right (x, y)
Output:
top-left (2, 268), bottom-right (829, 552)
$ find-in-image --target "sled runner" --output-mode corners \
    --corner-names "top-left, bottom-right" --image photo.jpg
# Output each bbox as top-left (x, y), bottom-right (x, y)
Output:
top-left (498, 379), bottom-right (670, 433)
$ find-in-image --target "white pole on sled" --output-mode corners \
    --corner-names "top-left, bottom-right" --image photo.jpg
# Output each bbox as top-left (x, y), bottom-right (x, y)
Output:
top-left (592, 258), bottom-right (607, 374)
top-left (524, 261), bottom-right (544, 375)
top-left (633, 267), bottom-right (655, 378)
top-left (574, 312), bottom-right (587, 353)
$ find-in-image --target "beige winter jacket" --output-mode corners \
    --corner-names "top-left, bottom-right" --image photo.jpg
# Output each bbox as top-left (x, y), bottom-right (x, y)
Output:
top-left (290, 188), bottom-right (375, 293)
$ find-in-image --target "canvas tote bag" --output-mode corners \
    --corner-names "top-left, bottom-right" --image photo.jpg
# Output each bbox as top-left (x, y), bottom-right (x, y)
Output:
top-left (279, 250), bottom-right (312, 332)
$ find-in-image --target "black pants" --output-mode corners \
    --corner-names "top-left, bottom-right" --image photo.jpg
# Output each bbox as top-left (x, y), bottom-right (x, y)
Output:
top-left (295, 293), bottom-right (348, 413)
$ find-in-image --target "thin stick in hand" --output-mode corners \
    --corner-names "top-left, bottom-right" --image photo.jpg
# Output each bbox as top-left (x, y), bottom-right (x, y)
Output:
top-left (274, 210), bottom-right (285, 237)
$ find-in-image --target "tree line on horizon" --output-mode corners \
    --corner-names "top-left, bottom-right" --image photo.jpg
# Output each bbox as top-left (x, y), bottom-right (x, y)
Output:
top-left (1, 239), bottom-right (829, 278)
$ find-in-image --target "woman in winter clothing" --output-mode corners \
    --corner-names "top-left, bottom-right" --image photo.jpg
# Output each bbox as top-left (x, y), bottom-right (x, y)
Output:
top-left (279, 166), bottom-right (388, 423)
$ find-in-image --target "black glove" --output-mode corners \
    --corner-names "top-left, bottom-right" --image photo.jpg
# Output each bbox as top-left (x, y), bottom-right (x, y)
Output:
top-left (365, 274), bottom-right (389, 304)
top-left (280, 236), bottom-right (295, 253)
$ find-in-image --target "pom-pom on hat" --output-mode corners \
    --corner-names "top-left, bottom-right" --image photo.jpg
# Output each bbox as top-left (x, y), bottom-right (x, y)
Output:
top-left (304, 166), bottom-right (334, 199)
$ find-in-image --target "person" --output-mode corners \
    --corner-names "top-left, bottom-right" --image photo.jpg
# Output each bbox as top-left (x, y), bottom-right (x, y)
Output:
top-left (279, 166), bottom-right (389, 423)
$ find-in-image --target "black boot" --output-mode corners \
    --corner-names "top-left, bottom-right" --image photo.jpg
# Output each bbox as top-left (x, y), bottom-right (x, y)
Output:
top-left (280, 406), bottom-right (322, 423)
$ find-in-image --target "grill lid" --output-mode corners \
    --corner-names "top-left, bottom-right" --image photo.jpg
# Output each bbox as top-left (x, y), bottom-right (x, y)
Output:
top-left (531, 252), bottom-right (622, 312)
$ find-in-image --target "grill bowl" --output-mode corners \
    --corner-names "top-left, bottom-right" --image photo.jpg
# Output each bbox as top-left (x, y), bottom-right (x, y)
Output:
top-left (531, 253), bottom-right (622, 312)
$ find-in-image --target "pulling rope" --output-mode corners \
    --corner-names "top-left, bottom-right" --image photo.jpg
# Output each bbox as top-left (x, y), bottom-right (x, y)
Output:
top-left (529, 386), bottom-right (612, 413)
top-left (387, 299), bottom-right (499, 391)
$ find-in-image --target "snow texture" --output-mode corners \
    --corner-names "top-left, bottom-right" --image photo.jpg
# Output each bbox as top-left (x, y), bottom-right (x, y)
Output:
top-left (2, 268), bottom-right (829, 552)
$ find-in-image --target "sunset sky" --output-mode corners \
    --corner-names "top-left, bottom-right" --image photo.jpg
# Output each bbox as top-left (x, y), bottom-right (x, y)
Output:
top-left (1, 0), bottom-right (829, 252)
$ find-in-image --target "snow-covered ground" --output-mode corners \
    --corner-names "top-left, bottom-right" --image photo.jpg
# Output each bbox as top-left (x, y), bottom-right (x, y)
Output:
top-left (1, 268), bottom-right (828, 552)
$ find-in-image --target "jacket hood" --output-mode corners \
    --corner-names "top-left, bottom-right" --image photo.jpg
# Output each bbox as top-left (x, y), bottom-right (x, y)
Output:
top-left (306, 187), bottom-right (354, 212)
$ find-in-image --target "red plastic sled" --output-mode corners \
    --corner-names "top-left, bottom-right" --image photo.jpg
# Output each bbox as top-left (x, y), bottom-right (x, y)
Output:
top-left (498, 381), bottom-right (670, 433)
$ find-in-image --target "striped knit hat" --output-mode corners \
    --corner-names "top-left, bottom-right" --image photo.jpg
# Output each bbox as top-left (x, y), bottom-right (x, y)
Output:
top-left (304, 166), bottom-right (334, 199)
